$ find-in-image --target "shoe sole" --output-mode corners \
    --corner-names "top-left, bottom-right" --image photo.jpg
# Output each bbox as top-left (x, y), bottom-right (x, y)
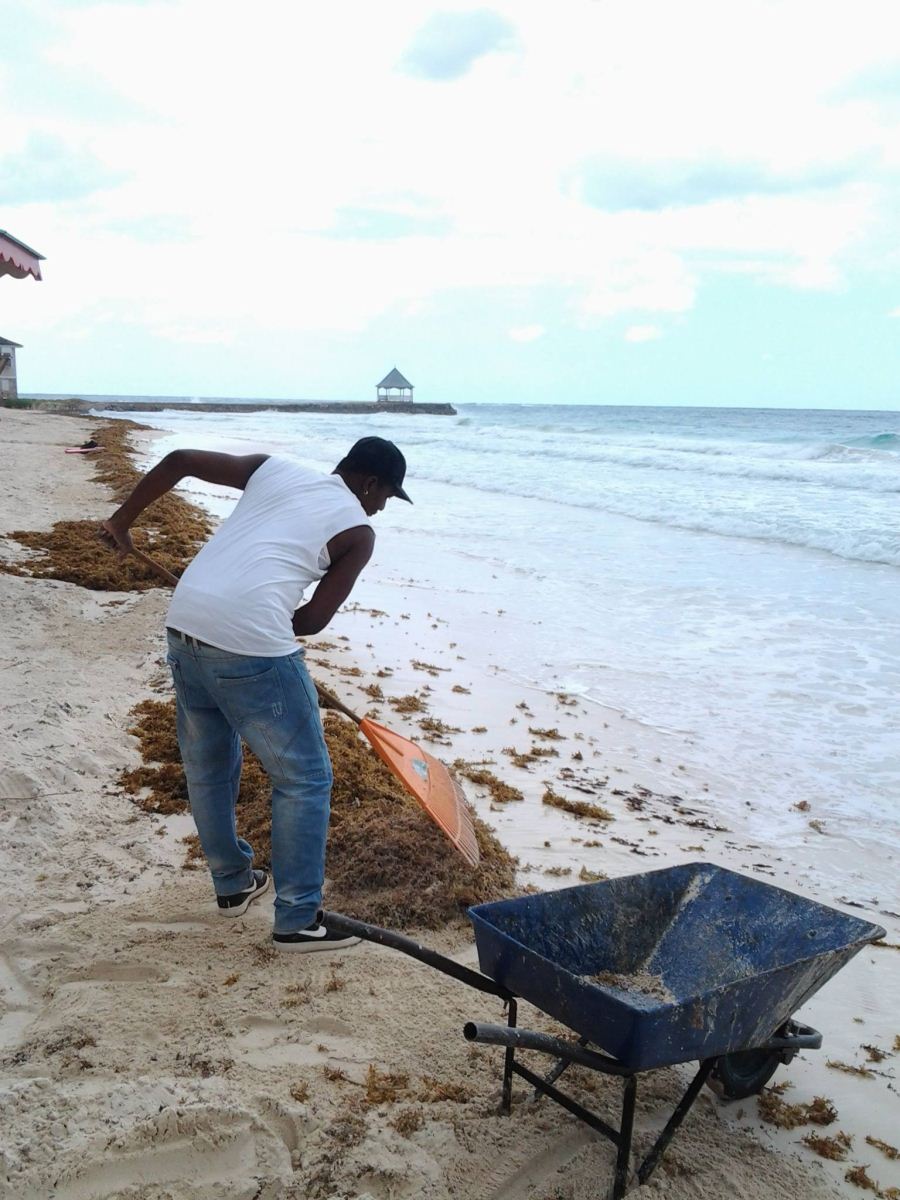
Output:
top-left (272, 935), bottom-right (361, 954)
top-left (217, 874), bottom-right (270, 918)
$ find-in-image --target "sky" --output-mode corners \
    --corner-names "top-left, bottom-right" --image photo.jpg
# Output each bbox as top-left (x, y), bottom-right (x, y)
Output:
top-left (2, 0), bottom-right (900, 409)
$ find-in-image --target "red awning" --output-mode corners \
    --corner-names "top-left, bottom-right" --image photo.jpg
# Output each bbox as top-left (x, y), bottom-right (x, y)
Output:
top-left (0, 230), bottom-right (45, 281)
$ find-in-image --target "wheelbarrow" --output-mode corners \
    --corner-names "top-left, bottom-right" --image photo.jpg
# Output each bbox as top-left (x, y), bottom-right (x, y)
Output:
top-left (324, 861), bottom-right (885, 1199)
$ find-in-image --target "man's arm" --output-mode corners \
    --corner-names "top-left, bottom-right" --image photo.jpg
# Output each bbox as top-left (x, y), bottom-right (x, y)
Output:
top-left (99, 449), bottom-right (269, 555)
top-left (292, 525), bottom-right (375, 636)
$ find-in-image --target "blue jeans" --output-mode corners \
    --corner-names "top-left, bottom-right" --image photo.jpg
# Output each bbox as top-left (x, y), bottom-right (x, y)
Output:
top-left (166, 631), bottom-right (333, 933)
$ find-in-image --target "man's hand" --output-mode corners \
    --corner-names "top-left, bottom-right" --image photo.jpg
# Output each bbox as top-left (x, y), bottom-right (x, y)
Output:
top-left (98, 516), bottom-right (135, 558)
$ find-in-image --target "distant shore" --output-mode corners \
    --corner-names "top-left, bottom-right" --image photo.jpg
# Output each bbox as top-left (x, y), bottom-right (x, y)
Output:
top-left (9, 396), bottom-right (457, 416)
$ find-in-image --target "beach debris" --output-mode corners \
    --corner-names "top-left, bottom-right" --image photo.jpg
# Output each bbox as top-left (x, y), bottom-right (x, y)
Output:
top-left (388, 693), bottom-right (428, 714)
top-left (528, 726), bottom-right (563, 740)
top-left (325, 969), bottom-right (346, 993)
top-left (417, 1076), bottom-right (473, 1103)
top-left (862, 1044), bottom-right (889, 1062)
top-left (542, 788), bottom-right (613, 822)
top-left (844, 1164), bottom-right (879, 1192)
top-left (826, 1059), bottom-right (875, 1079)
top-left (452, 684), bottom-right (471, 694)
top-left (389, 1106), bottom-right (425, 1136)
top-left (803, 1131), bottom-right (853, 1160)
top-left (282, 983), bottom-right (309, 1008)
top-left (411, 659), bottom-right (449, 675)
top-left (757, 1090), bottom-right (837, 1129)
top-left (290, 1081), bottom-right (310, 1102)
top-left (503, 744), bottom-right (560, 769)
top-left (452, 760), bottom-right (524, 804)
top-left (579, 865), bottom-right (607, 883)
top-left (544, 866), bottom-right (572, 877)
top-left (364, 1065), bottom-right (410, 1105)
top-left (416, 716), bottom-right (462, 743)
top-left (866, 1136), bottom-right (899, 1161)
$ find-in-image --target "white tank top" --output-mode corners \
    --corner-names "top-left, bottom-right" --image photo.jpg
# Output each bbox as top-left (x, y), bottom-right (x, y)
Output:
top-left (165, 456), bottom-right (371, 656)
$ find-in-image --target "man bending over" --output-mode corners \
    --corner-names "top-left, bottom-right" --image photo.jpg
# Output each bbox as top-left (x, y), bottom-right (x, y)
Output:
top-left (100, 437), bottom-right (411, 952)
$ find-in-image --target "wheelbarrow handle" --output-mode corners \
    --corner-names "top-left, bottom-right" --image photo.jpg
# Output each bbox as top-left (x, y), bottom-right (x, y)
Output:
top-left (763, 1019), bottom-right (823, 1053)
top-left (463, 1022), bottom-right (632, 1076)
top-left (321, 911), bottom-right (512, 1000)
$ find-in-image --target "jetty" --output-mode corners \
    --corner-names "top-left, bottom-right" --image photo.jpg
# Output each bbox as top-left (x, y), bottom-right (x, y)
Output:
top-left (12, 369), bottom-right (456, 416)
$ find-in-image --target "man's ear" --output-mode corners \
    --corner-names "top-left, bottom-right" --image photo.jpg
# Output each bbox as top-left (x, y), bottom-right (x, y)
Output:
top-left (365, 474), bottom-right (380, 494)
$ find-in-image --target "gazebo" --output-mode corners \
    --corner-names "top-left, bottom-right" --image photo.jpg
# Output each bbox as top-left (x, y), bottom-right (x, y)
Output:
top-left (376, 367), bottom-right (414, 404)
top-left (0, 230), bottom-right (45, 281)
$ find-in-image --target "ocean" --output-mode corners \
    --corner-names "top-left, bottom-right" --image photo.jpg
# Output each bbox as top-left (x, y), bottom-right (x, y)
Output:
top-left (94, 400), bottom-right (900, 886)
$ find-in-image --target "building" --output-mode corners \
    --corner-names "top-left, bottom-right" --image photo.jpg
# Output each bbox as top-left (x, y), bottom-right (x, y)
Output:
top-left (376, 368), bottom-right (414, 404)
top-left (0, 230), bottom-right (44, 281)
top-left (0, 336), bottom-right (22, 401)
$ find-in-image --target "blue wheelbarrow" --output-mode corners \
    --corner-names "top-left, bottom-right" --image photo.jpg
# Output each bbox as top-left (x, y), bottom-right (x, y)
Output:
top-left (325, 861), bottom-right (884, 1198)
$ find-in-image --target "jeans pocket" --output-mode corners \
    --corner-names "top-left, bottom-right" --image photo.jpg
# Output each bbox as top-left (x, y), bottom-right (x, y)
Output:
top-left (216, 665), bottom-right (286, 722)
top-left (168, 655), bottom-right (216, 710)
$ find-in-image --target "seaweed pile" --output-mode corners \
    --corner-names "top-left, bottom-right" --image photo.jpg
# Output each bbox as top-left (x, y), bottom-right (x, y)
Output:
top-left (1, 420), bottom-right (210, 590)
top-left (122, 698), bottom-right (517, 929)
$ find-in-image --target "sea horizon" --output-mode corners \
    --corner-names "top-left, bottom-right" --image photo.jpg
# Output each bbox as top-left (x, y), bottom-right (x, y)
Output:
top-left (20, 390), bottom-right (900, 415)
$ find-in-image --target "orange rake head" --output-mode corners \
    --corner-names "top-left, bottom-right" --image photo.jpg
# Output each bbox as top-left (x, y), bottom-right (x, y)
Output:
top-left (359, 718), bottom-right (480, 868)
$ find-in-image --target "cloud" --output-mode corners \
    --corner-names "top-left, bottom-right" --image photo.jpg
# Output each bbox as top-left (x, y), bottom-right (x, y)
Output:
top-left (832, 60), bottom-right (900, 101)
top-left (327, 207), bottom-right (452, 240)
top-left (574, 156), bottom-right (866, 212)
top-left (0, 132), bottom-right (125, 204)
top-left (624, 325), bottom-right (662, 343)
top-left (508, 324), bottom-right (545, 342)
top-left (398, 9), bottom-right (516, 81)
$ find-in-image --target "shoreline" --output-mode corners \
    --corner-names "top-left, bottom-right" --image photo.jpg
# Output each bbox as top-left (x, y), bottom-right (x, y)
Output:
top-left (0, 408), bottom-right (896, 1199)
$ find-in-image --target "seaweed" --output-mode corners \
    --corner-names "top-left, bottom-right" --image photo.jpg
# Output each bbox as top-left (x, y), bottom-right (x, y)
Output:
top-left (121, 698), bottom-right (518, 930)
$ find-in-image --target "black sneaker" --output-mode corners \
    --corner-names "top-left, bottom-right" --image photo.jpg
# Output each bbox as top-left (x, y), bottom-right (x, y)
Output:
top-left (273, 911), bottom-right (361, 953)
top-left (216, 870), bottom-right (270, 917)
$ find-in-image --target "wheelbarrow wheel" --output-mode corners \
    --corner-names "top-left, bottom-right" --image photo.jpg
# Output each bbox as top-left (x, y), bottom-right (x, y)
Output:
top-left (707, 1019), bottom-right (803, 1100)
top-left (707, 1048), bottom-right (782, 1100)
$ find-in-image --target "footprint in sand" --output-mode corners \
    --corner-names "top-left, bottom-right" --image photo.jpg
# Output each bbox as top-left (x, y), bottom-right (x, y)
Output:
top-left (0, 947), bottom-right (39, 1054)
top-left (125, 917), bottom-right (213, 935)
top-left (59, 961), bottom-right (172, 986)
top-left (12, 1104), bottom-right (293, 1200)
top-left (234, 1014), bottom-right (361, 1070)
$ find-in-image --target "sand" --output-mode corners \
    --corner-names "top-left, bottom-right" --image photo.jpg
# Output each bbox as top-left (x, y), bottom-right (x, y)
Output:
top-left (0, 407), bottom-right (897, 1200)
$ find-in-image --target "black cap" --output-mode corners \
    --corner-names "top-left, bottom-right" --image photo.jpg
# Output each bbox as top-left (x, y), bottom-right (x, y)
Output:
top-left (343, 436), bottom-right (412, 503)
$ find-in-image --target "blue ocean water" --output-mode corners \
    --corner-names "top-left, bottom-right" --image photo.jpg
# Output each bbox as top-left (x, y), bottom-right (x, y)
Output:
top-left (93, 399), bottom-right (900, 879)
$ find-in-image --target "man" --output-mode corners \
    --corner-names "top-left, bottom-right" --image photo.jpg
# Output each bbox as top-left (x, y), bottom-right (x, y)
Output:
top-left (100, 436), bottom-right (411, 952)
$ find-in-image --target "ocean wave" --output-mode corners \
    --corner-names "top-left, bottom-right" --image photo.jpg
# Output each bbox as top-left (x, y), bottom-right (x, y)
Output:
top-left (412, 464), bottom-right (900, 568)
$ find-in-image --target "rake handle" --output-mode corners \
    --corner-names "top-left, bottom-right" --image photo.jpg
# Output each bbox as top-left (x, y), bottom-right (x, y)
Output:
top-left (117, 543), bottom-right (362, 722)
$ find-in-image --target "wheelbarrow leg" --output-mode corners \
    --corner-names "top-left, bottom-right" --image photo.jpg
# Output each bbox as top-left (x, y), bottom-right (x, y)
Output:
top-left (534, 1034), bottom-right (591, 1101)
top-left (501, 998), bottom-right (518, 1114)
top-left (613, 1075), bottom-right (637, 1200)
top-left (636, 1058), bottom-right (716, 1186)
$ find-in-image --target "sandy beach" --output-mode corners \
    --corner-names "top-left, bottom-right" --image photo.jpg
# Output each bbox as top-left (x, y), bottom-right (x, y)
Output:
top-left (0, 408), bottom-right (897, 1200)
